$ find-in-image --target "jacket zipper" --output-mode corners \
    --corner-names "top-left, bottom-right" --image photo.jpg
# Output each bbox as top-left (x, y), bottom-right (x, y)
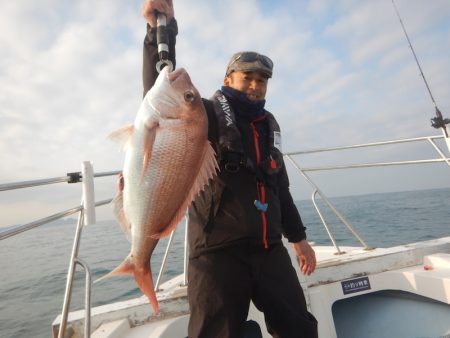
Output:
top-left (250, 117), bottom-right (269, 249)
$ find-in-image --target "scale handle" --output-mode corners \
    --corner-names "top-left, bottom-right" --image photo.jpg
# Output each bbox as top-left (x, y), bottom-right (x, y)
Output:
top-left (156, 12), bottom-right (169, 61)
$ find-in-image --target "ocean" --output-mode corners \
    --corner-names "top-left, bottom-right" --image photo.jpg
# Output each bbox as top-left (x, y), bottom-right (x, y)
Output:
top-left (1, 188), bottom-right (449, 338)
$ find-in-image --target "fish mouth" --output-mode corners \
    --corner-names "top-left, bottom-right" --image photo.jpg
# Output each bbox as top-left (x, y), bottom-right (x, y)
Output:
top-left (168, 68), bottom-right (189, 83)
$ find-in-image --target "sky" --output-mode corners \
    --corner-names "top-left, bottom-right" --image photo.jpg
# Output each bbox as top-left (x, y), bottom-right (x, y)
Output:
top-left (1, 0), bottom-right (450, 227)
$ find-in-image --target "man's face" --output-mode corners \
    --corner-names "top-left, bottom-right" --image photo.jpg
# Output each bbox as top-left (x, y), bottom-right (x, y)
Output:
top-left (224, 71), bottom-right (268, 102)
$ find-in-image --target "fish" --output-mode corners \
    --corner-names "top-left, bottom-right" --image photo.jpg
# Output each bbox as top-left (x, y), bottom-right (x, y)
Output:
top-left (105, 66), bottom-right (218, 314)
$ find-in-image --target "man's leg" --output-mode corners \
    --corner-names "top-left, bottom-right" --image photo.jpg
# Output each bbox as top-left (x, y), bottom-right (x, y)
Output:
top-left (252, 244), bottom-right (318, 338)
top-left (188, 247), bottom-right (252, 338)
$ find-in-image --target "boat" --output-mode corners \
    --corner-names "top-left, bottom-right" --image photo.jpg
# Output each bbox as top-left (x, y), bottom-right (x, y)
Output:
top-left (1, 129), bottom-right (449, 338)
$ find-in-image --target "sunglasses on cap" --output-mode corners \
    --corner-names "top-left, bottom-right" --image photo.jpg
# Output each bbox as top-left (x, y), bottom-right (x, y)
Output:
top-left (228, 52), bottom-right (274, 70)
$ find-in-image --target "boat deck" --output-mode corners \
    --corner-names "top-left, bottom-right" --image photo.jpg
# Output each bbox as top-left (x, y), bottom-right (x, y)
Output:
top-left (52, 236), bottom-right (450, 338)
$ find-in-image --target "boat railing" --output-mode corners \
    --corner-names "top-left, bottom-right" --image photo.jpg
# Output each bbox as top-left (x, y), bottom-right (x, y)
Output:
top-left (0, 163), bottom-right (121, 337)
top-left (0, 161), bottom-right (191, 337)
top-left (284, 134), bottom-right (450, 254)
top-left (1, 134), bottom-right (449, 337)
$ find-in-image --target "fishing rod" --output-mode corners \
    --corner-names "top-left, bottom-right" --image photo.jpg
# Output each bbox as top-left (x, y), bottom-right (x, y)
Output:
top-left (391, 0), bottom-right (450, 140)
top-left (155, 11), bottom-right (173, 73)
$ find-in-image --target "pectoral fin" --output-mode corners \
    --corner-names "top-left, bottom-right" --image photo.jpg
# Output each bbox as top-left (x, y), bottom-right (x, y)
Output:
top-left (112, 190), bottom-right (131, 242)
top-left (109, 124), bottom-right (134, 151)
top-left (142, 117), bottom-right (159, 177)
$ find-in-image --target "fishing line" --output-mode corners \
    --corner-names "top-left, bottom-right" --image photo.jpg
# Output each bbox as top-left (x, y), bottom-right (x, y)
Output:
top-left (391, 0), bottom-right (449, 135)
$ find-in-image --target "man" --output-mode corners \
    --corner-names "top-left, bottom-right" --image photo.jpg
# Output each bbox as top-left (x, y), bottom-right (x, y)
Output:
top-left (141, 1), bottom-right (318, 337)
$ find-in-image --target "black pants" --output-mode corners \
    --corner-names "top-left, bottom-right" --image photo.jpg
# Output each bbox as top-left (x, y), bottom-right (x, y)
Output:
top-left (187, 243), bottom-right (318, 338)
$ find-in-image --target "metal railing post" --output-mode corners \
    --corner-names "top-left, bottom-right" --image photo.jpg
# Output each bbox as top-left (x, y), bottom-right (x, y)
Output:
top-left (285, 155), bottom-right (372, 250)
top-left (57, 208), bottom-right (85, 338)
top-left (428, 137), bottom-right (450, 168)
top-left (155, 227), bottom-right (177, 291)
top-left (81, 161), bottom-right (96, 226)
top-left (311, 190), bottom-right (344, 254)
top-left (183, 213), bottom-right (189, 286)
top-left (75, 258), bottom-right (92, 338)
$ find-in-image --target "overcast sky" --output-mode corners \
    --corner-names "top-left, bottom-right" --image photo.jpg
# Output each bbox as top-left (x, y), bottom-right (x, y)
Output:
top-left (1, 0), bottom-right (450, 227)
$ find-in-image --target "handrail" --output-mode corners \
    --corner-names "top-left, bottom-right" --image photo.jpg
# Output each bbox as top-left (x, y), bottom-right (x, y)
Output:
top-left (0, 199), bottom-right (112, 241)
top-left (285, 155), bottom-right (372, 250)
top-left (311, 190), bottom-right (373, 253)
top-left (298, 158), bottom-right (449, 172)
top-left (74, 257), bottom-right (92, 338)
top-left (284, 134), bottom-right (450, 250)
top-left (0, 205), bottom-right (82, 241)
top-left (0, 176), bottom-right (72, 192)
top-left (0, 168), bottom-right (118, 338)
top-left (0, 168), bottom-right (119, 240)
top-left (1, 167), bottom-right (189, 337)
top-left (0, 170), bottom-right (121, 192)
top-left (58, 209), bottom-right (86, 338)
top-left (57, 163), bottom-right (98, 338)
top-left (155, 225), bottom-right (178, 291)
top-left (183, 212), bottom-right (189, 286)
top-left (283, 135), bottom-right (447, 156)
top-left (154, 212), bottom-right (190, 290)
top-left (311, 190), bottom-right (344, 255)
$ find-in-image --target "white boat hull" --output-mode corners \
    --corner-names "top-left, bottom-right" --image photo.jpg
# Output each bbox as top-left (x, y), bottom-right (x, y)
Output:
top-left (53, 237), bottom-right (450, 338)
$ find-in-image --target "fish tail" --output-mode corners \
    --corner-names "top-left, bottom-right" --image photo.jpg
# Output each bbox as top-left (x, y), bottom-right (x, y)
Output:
top-left (95, 255), bottom-right (159, 313)
top-left (134, 266), bottom-right (159, 314)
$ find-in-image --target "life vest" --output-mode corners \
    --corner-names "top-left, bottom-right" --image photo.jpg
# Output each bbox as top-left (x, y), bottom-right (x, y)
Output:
top-left (211, 90), bottom-right (284, 177)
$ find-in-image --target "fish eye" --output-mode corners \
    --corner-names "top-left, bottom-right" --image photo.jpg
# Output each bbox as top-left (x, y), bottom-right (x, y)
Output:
top-left (184, 90), bottom-right (195, 102)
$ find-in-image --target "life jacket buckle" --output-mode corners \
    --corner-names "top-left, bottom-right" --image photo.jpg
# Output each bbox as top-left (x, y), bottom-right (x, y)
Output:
top-left (254, 200), bottom-right (268, 212)
top-left (222, 152), bottom-right (242, 173)
top-left (224, 162), bottom-right (240, 173)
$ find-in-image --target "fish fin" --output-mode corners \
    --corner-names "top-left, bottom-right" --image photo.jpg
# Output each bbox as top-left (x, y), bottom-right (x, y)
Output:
top-left (134, 266), bottom-right (159, 314)
top-left (93, 254), bottom-right (134, 284)
top-left (108, 254), bottom-right (134, 275)
top-left (188, 141), bottom-right (219, 201)
top-left (94, 254), bottom-right (159, 314)
top-left (112, 191), bottom-right (131, 242)
top-left (151, 142), bottom-right (218, 239)
top-left (109, 124), bottom-right (134, 150)
top-left (141, 117), bottom-right (159, 178)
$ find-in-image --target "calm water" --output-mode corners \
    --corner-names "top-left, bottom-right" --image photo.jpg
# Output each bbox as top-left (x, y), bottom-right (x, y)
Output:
top-left (1, 188), bottom-right (449, 338)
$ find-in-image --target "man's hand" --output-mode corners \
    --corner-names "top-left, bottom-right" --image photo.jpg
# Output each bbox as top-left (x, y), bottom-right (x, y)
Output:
top-left (292, 240), bottom-right (316, 276)
top-left (142, 0), bottom-right (174, 27)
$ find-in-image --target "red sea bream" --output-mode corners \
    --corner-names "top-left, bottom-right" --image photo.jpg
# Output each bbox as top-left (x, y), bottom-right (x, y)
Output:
top-left (108, 67), bottom-right (218, 313)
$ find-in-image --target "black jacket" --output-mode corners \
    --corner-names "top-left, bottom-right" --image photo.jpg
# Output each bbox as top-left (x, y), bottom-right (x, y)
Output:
top-left (143, 20), bottom-right (307, 257)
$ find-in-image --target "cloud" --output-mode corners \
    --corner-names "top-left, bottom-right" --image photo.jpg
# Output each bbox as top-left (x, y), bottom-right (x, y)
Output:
top-left (0, 1), bottom-right (145, 181)
top-left (1, 0), bottom-right (450, 227)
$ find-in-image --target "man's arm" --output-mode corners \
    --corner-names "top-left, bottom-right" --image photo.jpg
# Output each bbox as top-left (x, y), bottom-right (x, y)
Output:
top-left (278, 161), bottom-right (317, 275)
top-left (142, 0), bottom-right (174, 27)
top-left (278, 162), bottom-right (306, 241)
top-left (292, 240), bottom-right (316, 276)
top-left (141, 0), bottom-right (177, 96)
